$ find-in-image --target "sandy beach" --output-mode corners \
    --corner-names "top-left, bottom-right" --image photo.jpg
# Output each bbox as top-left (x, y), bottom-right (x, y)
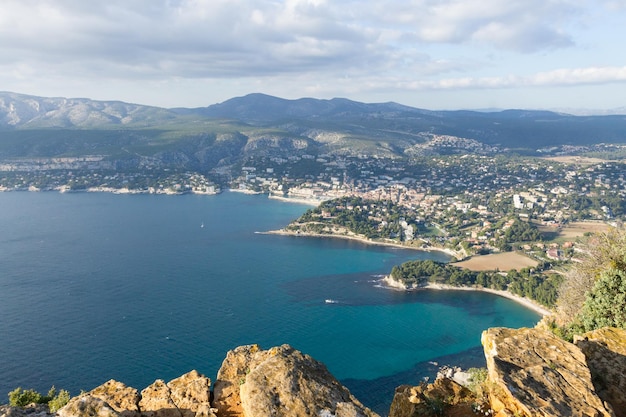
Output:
top-left (380, 275), bottom-right (551, 317)
top-left (425, 283), bottom-right (552, 317)
top-left (267, 194), bottom-right (324, 206)
top-left (263, 228), bottom-right (461, 258)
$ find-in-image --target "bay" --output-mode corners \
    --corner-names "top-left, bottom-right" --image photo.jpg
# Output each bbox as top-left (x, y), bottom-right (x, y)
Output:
top-left (0, 191), bottom-right (540, 414)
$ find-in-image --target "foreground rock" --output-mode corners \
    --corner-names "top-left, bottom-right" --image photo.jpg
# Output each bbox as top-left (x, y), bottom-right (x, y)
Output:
top-left (89, 380), bottom-right (139, 417)
top-left (482, 327), bottom-right (614, 417)
top-left (388, 378), bottom-right (478, 417)
top-left (575, 327), bottom-right (626, 417)
top-left (0, 404), bottom-right (52, 417)
top-left (58, 371), bottom-right (216, 417)
top-left (58, 396), bottom-right (119, 417)
top-left (213, 344), bottom-right (378, 417)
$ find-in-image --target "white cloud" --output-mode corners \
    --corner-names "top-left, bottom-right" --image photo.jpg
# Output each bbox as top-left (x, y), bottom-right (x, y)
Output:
top-left (395, 66), bottom-right (626, 90)
top-left (0, 0), bottom-right (586, 79)
top-left (0, 0), bottom-right (625, 109)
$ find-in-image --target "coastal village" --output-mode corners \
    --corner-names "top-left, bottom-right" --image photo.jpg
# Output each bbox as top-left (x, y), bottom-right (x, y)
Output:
top-left (1, 143), bottom-right (623, 269)
top-left (231, 149), bottom-right (622, 265)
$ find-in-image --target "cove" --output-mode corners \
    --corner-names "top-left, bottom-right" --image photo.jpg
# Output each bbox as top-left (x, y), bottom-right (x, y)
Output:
top-left (0, 191), bottom-right (540, 414)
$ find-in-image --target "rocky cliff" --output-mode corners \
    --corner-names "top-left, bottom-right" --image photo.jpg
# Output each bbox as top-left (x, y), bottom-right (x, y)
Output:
top-left (32, 344), bottom-right (375, 417)
top-left (2, 329), bottom-right (625, 417)
top-left (389, 327), bottom-right (626, 417)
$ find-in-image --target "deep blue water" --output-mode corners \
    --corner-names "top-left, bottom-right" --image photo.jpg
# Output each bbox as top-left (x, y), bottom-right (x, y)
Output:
top-left (0, 191), bottom-right (540, 414)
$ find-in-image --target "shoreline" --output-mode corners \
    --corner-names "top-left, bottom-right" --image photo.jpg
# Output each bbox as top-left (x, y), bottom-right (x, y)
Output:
top-left (262, 228), bottom-right (461, 259)
top-left (267, 194), bottom-right (323, 206)
top-left (380, 276), bottom-right (552, 317)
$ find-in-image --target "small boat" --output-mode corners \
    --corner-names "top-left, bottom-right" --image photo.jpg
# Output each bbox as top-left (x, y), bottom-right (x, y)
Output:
top-left (325, 299), bottom-right (338, 304)
top-left (200, 222), bottom-right (204, 228)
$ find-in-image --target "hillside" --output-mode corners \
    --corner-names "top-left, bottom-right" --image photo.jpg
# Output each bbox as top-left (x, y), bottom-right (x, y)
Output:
top-left (1, 92), bottom-right (626, 170)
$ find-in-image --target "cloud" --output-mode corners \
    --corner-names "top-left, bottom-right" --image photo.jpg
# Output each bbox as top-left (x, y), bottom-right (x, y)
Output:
top-left (0, 0), bottom-right (586, 81)
top-left (396, 66), bottom-right (626, 91)
top-left (1, 0), bottom-right (625, 110)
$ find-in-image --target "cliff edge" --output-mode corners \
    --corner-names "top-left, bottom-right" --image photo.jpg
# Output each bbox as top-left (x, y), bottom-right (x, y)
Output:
top-left (2, 329), bottom-right (625, 417)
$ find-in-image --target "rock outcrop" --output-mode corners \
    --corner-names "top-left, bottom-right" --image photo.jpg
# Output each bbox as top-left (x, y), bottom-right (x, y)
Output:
top-left (481, 327), bottom-right (614, 417)
top-left (388, 378), bottom-right (478, 417)
top-left (58, 396), bottom-right (120, 417)
top-left (0, 404), bottom-right (52, 417)
top-left (58, 371), bottom-right (216, 417)
top-left (28, 332), bottom-right (626, 417)
top-left (575, 327), bottom-right (626, 417)
top-left (212, 344), bottom-right (378, 417)
top-left (88, 380), bottom-right (140, 417)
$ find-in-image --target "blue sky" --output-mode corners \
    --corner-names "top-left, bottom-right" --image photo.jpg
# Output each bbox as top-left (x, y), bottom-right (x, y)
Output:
top-left (1, 0), bottom-right (625, 112)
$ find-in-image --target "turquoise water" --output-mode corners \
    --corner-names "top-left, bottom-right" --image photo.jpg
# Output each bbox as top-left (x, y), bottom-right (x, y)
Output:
top-left (0, 191), bottom-right (540, 414)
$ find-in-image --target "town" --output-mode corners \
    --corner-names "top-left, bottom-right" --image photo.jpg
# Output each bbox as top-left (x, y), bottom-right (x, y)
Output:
top-left (1, 146), bottom-right (624, 264)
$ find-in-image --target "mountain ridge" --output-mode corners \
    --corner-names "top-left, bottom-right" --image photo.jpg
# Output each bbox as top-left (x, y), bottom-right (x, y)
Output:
top-left (1, 91), bottom-right (626, 165)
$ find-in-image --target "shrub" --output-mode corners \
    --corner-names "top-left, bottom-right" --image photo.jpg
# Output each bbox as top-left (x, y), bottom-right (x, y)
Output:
top-left (580, 268), bottom-right (626, 331)
top-left (48, 389), bottom-right (71, 413)
top-left (467, 367), bottom-right (488, 394)
top-left (8, 388), bottom-right (43, 407)
top-left (7, 386), bottom-right (71, 411)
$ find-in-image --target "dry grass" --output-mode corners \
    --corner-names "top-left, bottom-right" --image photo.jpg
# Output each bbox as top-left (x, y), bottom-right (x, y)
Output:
top-left (555, 221), bottom-right (611, 239)
top-left (455, 252), bottom-right (538, 271)
top-left (543, 156), bottom-right (615, 165)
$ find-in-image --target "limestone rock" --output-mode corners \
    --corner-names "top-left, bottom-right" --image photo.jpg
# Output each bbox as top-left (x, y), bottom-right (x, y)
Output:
top-left (482, 327), bottom-right (614, 417)
top-left (388, 378), bottom-right (477, 417)
top-left (139, 372), bottom-right (215, 417)
top-left (89, 380), bottom-right (140, 417)
top-left (213, 344), bottom-right (378, 417)
top-left (57, 395), bottom-right (119, 417)
top-left (166, 370), bottom-right (212, 417)
top-left (212, 344), bottom-right (261, 417)
top-left (139, 380), bottom-right (178, 417)
top-left (0, 404), bottom-right (51, 417)
top-left (575, 327), bottom-right (626, 417)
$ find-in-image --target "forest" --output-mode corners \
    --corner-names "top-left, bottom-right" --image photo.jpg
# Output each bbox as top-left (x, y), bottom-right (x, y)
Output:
top-left (389, 259), bottom-right (562, 307)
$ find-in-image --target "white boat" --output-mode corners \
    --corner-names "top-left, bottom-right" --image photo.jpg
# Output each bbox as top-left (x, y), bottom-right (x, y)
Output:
top-left (325, 299), bottom-right (338, 304)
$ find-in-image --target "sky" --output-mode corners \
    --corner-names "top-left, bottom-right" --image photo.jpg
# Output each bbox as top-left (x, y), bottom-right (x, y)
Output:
top-left (1, 0), bottom-right (626, 112)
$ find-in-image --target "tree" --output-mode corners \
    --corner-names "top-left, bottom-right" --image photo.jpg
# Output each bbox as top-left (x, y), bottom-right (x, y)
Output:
top-left (579, 268), bottom-right (626, 331)
top-left (556, 227), bottom-right (626, 324)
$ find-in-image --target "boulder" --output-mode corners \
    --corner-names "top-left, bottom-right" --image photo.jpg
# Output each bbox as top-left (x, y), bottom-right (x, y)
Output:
top-left (139, 380), bottom-right (179, 417)
top-left (213, 344), bottom-right (378, 417)
top-left (482, 327), bottom-right (614, 417)
top-left (388, 378), bottom-right (477, 417)
top-left (57, 395), bottom-right (119, 417)
top-left (212, 344), bottom-right (261, 417)
top-left (166, 370), bottom-right (212, 417)
top-left (0, 404), bottom-right (51, 417)
top-left (139, 372), bottom-right (215, 417)
top-left (575, 327), bottom-right (626, 417)
top-left (89, 380), bottom-right (140, 417)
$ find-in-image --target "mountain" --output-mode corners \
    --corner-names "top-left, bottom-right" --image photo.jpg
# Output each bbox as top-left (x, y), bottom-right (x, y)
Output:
top-left (1, 91), bottom-right (626, 166)
top-left (0, 91), bottom-right (178, 128)
top-left (188, 92), bottom-right (424, 123)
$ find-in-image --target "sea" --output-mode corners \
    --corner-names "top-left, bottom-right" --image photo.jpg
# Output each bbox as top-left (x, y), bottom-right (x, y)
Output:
top-left (0, 191), bottom-right (541, 415)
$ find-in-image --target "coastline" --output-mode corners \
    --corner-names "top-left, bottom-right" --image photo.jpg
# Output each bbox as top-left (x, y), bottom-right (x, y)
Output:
top-left (262, 228), bottom-right (461, 259)
top-left (380, 275), bottom-right (552, 317)
top-left (267, 194), bottom-right (323, 206)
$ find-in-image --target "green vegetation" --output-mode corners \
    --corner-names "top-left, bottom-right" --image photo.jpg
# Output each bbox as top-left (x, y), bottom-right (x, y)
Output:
top-left (47, 389), bottom-right (70, 413)
top-left (7, 386), bottom-right (70, 411)
top-left (466, 367), bottom-right (488, 395)
top-left (288, 196), bottom-right (421, 241)
top-left (550, 228), bottom-right (626, 340)
top-left (579, 268), bottom-right (626, 330)
top-left (388, 259), bottom-right (561, 307)
top-left (8, 388), bottom-right (44, 407)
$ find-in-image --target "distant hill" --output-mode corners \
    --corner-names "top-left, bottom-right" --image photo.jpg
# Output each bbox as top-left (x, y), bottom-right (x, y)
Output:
top-left (1, 91), bottom-right (626, 166)
top-left (0, 91), bottom-right (177, 128)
